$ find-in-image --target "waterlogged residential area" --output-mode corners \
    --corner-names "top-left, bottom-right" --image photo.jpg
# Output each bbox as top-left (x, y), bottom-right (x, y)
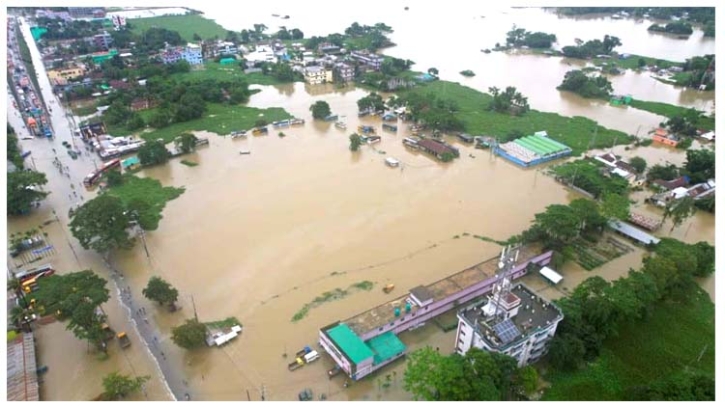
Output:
top-left (6, 2), bottom-right (716, 402)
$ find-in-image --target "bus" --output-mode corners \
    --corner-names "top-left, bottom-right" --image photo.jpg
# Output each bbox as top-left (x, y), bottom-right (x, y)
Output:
top-left (83, 158), bottom-right (121, 188)
top-left (14, 263), bottom-right (54, 284)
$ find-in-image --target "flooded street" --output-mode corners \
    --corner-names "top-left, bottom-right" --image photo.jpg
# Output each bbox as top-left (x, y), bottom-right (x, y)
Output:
top-left (7, 4), bottom-right (715, 402)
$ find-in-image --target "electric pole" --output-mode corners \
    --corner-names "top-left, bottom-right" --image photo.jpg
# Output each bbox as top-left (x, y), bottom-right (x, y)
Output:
top-left (191, 295), bottom-right (199, 322)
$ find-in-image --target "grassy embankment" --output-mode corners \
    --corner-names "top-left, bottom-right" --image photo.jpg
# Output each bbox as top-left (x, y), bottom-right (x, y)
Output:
top-left (402, 81), bottom-right (632, 155)
top-left (129, 14), bottom-right (227, 42)
top-left (106, 174), bottom-right (184, 231)
top-left (16, 25), bottom-right (46, 108)
top-left (543, 286), bottom-right (714, 400)
top-left (628, 100), bottom-right (714, 131)
top-left (591, 54), bottom-right (683, 71)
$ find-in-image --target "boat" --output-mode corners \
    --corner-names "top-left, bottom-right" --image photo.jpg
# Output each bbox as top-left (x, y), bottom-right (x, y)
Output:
top-left (252, 127), bottom-right (269, 136)
top-left (231, 130), bottom-right (247, 139)
top-left (334, 121), bottom-right (347, 130)
top-left (383, 283), bottom-right (395, 293)
top-left (239, 150), bottom-right (251, 155)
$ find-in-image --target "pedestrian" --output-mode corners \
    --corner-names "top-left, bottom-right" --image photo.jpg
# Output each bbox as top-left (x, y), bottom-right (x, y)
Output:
top-left (144, 318), bottom-right (148, 324)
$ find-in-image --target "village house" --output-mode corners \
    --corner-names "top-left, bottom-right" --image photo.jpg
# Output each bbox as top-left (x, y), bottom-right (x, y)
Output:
top-left (416, 138), bottom-right (460, 160)
top-left (651, 175), bottom-right (690, 191)
top-left (317, 42), bottom-right (342, 55)
top-left (594, 153), bottom-right (643, 186)
top-left (130, 97), bottom-right (157, 111)
top-left (350, 50), bottom-right (383, 70)
top-left (651, 127), bottom-right (679, 147)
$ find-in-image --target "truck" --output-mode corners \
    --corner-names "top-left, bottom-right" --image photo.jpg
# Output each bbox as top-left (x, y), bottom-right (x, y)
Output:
top-left (117, 332), bottom-right (131, 348)
top-left (303, 350), bottom-right (320, 364)
top-left (288, 357), bottom-right (304, 371)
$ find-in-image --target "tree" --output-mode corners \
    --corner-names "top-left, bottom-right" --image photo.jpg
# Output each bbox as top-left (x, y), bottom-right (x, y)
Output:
top-left (310, 100), bottom-right (331, 119)
top-left (683, 149), bottom-right (715, 184)
top-left (602, 35), bottom-right (622, 53)
top-left (517, 366), bottom-right (538, 394)
top-left (69, 194), bottom-right (133, 253)
top-left (254, 118), bottom-right (268, 128)
top-left (106, 170), bottom-right (124, 187)
top-left (637, 58), bottom-right (647, 68)
top-left (192, 33), bottom-right (202, 41)
top-left (174, 133), bottom-right (197, 154)
top-left (557, 70), bottom-right (613, 98)
top-left (142, 276), bottom-right (179, 306)
top-left (531, 204), bottom-right (582, 248)
top-left (290, 28), bottom-right (304, 40)
top-left (101, 372), bottom-right (150, 400)
top-left (427, 67), bottom-right (439, 77)
top-left (547, 333), bottom-right (586, 370)
top-left (172, 319), bottom-right (208, 349)
top-left (599, 193), bottom-right (630, 221)
top-left (357, 92), bottom-right (385, 112)
top-left (629, 156), bottom-right (647, 174)
top-left (31, 270), bottom-right (110, 349)
top-left (663, 196), bottom-right (696, 232)
top-left (137, 141), bottom-right (171, 166)
top-left (647, 164), bottom-right (679, 182)
top-left (148, 109), bottom-right (172, 129)
top-left (349, 133), bottom-right (362, 151)
top-left (7, 170), bottom-right (50, 215)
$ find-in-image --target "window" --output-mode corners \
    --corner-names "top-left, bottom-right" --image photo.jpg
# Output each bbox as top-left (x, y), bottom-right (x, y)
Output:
top-left (458, 338), bottom-right (464, 346)
top-left (378, 327), bottom-right (383, 332)
top-left (389, 322), bottom-right (394, 327)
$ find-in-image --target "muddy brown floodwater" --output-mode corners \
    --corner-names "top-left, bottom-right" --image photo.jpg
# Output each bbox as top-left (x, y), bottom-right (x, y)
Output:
top-left (8, 5), bottom-right (715, 401)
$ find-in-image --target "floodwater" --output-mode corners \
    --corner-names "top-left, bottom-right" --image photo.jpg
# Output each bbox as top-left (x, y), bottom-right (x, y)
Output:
top-left (7, 5), bottom-right (715, 402)
top-left (200, 2), bottom-right (715, 134)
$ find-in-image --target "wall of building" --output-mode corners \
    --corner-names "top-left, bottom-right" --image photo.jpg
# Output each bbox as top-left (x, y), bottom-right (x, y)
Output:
top-left (652, 135), bottom-right (678, 147)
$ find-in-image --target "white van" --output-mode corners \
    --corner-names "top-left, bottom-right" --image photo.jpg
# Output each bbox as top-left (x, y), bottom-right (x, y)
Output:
top-left (303, 350), bottom-right (320, 364)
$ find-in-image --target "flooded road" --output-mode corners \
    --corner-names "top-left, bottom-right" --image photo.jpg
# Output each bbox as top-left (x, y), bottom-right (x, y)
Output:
top-left (7, 5), bottom-right (715, 401)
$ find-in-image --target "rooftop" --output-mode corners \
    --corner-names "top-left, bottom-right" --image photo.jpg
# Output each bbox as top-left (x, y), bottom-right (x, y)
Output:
top-left (608, 220), bottom-right (661, 245)
top-left (460, 284), bottom-right (563, 350)
top-left (343, 245), bottom-right (540, 335)
top-left (417, 138), bottom-right (458, 155)
top-left (366, 331), bottom-right (406, 365)
top-left (7, 332), bottom-right (40, 401)
top-left (325, 323), bottom-right (374, 364)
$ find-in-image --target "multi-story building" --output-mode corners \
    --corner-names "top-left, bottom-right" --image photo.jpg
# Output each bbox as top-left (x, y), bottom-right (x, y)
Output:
top-left (455, 281), bottom-right (563, 367)
top-left (91, 31), bottom-right (113, 50)
top-left (67, 7), bottom-right (100, 18)
top-left (319, 246), bottom-right (555, 381)
top-left (304, 66), bottom-right (326, 84)
top-left (161, 43), bottom-right (203, 65)
top-left (334, 62), bottom-right (355, 82)
top-left (350, 50), bottom-right (383, 70)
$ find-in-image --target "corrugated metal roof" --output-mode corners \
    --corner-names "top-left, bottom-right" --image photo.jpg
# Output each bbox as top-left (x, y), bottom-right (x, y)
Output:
top-left (7, 332), bottom-right (40, 401)
top-left (326, 323), bottom-right (373, 364)
top-left (608, 220), bottom-right (660, 245)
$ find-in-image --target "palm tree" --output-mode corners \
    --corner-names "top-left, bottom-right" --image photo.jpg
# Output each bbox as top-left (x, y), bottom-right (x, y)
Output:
top-left (10, 306), bottom-right (33, 332)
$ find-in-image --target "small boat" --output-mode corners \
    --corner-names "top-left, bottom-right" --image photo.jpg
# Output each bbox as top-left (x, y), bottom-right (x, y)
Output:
top-left (383, 284), bottom-right (395, 293)
top-left (239, 150), bottom-right (251, 155)
top-left (334, 121), bottom-right (346, 130)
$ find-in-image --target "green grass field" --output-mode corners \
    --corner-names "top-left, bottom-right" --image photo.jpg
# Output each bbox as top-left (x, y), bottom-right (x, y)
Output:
top-left (543, 286), bottom-right (715, 401)
top-left (592, 54), bottom-right (683, 71)
top-left (172, 61), bottom-right (288, 85)
top-left (404, 81), bottom-right (632, 155)
top-left (139, 103), bottom-right (292, 143)
top-left (629, 100), bottom-right (715, 130)
top-left (129, 14), bottom-right (228, 42)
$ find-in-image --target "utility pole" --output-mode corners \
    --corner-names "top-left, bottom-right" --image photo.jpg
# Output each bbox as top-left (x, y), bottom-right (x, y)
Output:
top-left (246, 390), bottom-right (251, 401)
top-left (191, 295), bottom-right (199, 322)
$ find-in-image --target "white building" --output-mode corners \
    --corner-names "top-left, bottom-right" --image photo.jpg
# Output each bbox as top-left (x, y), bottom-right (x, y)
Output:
top-left (161, 43), bottom-right (203, 65)
top-left (455, 281), bottom-right (563, 367)
top-left (304, 66), bottom-right (326, 84)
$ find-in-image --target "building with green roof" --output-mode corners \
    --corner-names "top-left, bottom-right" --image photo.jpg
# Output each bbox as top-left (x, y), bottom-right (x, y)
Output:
top-left (320, 323), bottom-right (406, 381)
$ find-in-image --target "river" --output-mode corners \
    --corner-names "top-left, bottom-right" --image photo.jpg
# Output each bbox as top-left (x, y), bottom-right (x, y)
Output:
top-left (8, 5), bottom-right (715, 401)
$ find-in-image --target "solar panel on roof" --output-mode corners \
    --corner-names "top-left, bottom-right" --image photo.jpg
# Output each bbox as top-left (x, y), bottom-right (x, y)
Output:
top-left (493, 319), bottom-right (521, 344)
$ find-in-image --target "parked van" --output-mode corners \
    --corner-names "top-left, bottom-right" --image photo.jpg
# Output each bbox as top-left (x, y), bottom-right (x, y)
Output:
top-left (303, 350), bottom-right (320, 364)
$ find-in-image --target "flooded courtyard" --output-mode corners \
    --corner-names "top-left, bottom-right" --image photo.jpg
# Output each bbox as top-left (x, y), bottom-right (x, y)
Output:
top-left (7, 4), bottom-right (715, 402)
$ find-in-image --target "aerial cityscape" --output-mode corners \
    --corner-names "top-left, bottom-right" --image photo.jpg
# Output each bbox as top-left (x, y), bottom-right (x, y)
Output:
top-left (5, 3), bottom-right (716, 402)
